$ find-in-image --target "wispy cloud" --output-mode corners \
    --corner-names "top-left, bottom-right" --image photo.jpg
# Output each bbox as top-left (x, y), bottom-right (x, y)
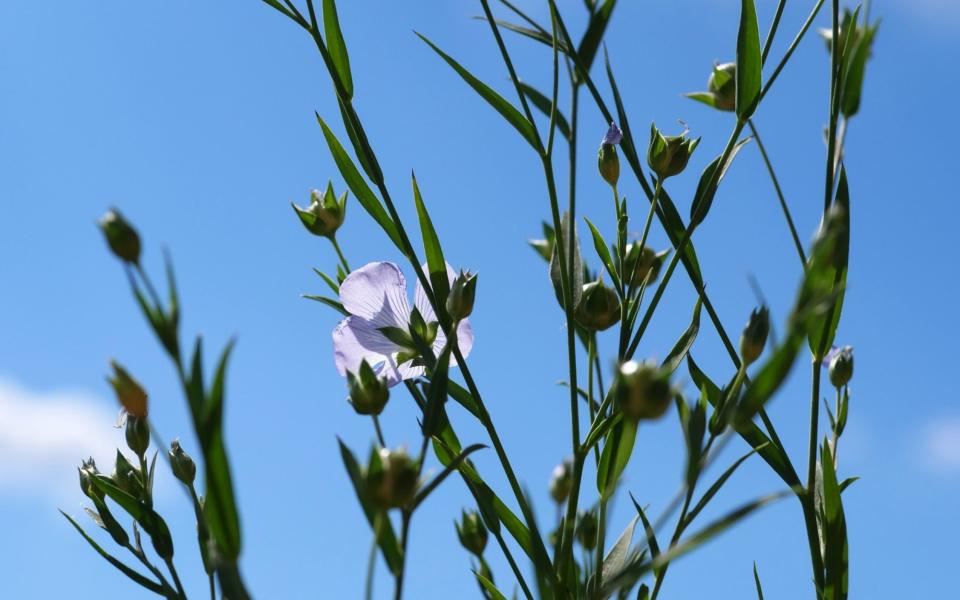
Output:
top-left (0, 376), bottom-right (118, 500)
top-left (920, 416), bottom-right (960, 474)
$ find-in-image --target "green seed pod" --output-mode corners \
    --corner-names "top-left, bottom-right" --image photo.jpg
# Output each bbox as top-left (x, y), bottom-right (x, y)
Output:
top-left (447, 270), bottom-right (478, 322)
top-left (98, 209), bottom-right (141, 264)
top-left (575, 280), bottom-right (620, 331)
top-left (827, 346), bottom-right (854, 388)
top-left (347, 360), bottom-right (390, 416)
top-left (622, 244), bottom-right (667, 287)
top-left (455, 509), bottom-right (488, 556)
top-left (549, 458), bottom-right (574, 504)
top-left (707, 62), bottom-right (737, 112)
top-left (598, 144), bottom-right (620, 187)
top-left (292, 184), bottom-right (347, 238)
top-left (598, 123), bottom-right (623, 187)
top-left (125, 414), bottom-right (150, 458)
top-left (739, 306), bottom-right (770, 366)
top-left (616, 360), bottom-right (673, 421)
top-left (647, 122), bottom-right (700, 180)
top-left (169, 439), bottom-right (197, 486)
top-left (78, 457), bottom-right (102, 500)
top-left (367, 447), bottom-right (419, 510)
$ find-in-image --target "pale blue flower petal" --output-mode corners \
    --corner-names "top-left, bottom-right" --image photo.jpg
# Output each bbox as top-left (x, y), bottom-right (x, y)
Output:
top-left (338, 261), bottom-right (411, 330)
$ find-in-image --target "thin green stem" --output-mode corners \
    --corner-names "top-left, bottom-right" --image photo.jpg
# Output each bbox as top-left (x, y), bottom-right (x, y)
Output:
top-left (587, 336), bottom-right (600, 466)
top-left (759, 0), bottom-right (826, 104)
top-left (492, 528), bottom-right (535, 600)
top-left (626, 123), bottom-right (746, 360)
top-left (804, 360), bottom-right (826, 591)
top-left (330, 236), bottom-right (351, 274)
top-left (395, 512), bottom-right (412, 600)
top-left (824, 0), bottom-right (841, 214)
top-left (163, 558), bottom-right (186, 600)
top-left (372, 415), bottom-right (386, 448)
top-left (761, 0), bottom-right (789, 65)
top-left (747, 119), bottom-right (807, 265)
top-left (593, 497), bottom-right (608, 595)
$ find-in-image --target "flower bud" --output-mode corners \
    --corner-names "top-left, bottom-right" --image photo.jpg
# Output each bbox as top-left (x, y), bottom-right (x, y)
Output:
top-left (455, 509), bottom-right (488, 556)
top-left (107, 361), bottom-right (148, 419)
top-left (739, 306), bottom-right (770, 366)
top-left (647, 123), bottom-right (700, 180)
top-left (598, 123), bottom-right (623, 187)
top-left (367, 447), bottom-right (419, 510)
top-left (575, 280), bottom-right (620, 331)
top-left (615, 360), bottom-right (673, 421)
top-left (125, 414), bottom-right (150, 458)
top-left (292, 184), bottom-right (347, 239)
top-left (826, 345), bottom-right (854, 388)
top-left (98, 209), bottom-right (141, 264)
top-left (446, 270), bottom-right (477, 321)
top-left (113, 451), bottom-right (143, 498)
top-left (576, 509), bottom-right (599, 550)
top-left (549, 459), bottom-right (573, 504)
top-left (622, 244), bottom-right (667, 288)
top-left (347, 360), bottom-right (390, 416)
top-left (707, 62), bottom-right (737, 112)
top-left (78, 457), bottom-right (102, 500)
top-left (169, 439), bottom-right (197, 486)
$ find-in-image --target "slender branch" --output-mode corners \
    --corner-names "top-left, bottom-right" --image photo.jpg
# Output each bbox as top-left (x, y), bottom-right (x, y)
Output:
top-left (747, 119), bottom-right (807, 265)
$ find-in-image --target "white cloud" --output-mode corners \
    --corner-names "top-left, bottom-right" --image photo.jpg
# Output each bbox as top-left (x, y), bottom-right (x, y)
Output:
top-left (0, 376), bottom-right (119, 500)
top-left (920, 416), bottom-right (960, 474)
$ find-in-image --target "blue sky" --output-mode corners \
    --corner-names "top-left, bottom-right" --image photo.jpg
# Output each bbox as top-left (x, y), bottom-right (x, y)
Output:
top-left (1, 0), bottom-right (957, 598)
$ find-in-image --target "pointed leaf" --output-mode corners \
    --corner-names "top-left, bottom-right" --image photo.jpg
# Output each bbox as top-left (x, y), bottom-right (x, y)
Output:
top-left (736, 0), bottom-right (762, 118)
top-left (661, 298), bottom-right (702, 373)
top-left (315, 115), bottom-right (403, 251)
top-left (412, 174), bottom-right (451, 310)
top-left (519, 81), bottom-right (571, 140)
top-left (322, 0), bottom-right (353, 100)
top-left (417, 33), bottom-right (539, 150)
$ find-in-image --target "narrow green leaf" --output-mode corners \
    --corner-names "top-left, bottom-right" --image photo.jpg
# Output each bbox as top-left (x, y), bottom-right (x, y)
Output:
top-left (597, 418), bottom-right (638, 499)
top-left (412, 173), bottom-right (450, 309)
top-left (684, 92), bottom-right (718, 109)
top-left (472, 16), bottom-right (567, 52)
top-left (576, 0), bottom-right (617, 77)
top-left (303, 294), bottom-right (349, 316)
top-left (687, 355), bottom-right (800, 487)
top-left (584, 218), bottom-right (620, 290)
top-left (312, 268), bottom-right (340, 294)
top-left (754, 562), bottom-right (765, 600)
top-left (411, 443), bottom-right (486, 510)
top-left (549, 212), bottom-right (583, 311)
top-left (736, 0), bottom-right (762, 118)
top-left (821, 440), bottom-right (849, 600)
top-left (661, 298), bottom-right (702, 374)
top-left (519, 81), bottom-right (571, 141)
top-left (416, 33), bottom-right (540, 150)
top-left (315, 115), bottom-right (404, 251)
top-left (60, 511), bottom-right (166, 595)
top-left (808, 166), bottom-right (850, 356)
top-left (322, 0), bottom-right (353, 100)
top-left (474, 570), bottom-right (509, 600)
top-left (690, 138), bottom-right (751, 228)
top-left (422, 343), bottom-right (452, 438)
top-left (337, 439), bottom-right (403, 573)
top-left (601, 514), bottom-right (639, 582)
top-left (446, 380), bottom-right (482, 419)
top-left (629, 494), bottom-right (661, 565)
top-left (684, 445), bottom-right (762, 526)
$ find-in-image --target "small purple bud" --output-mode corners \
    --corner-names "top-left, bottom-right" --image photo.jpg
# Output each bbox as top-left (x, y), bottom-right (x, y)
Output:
top-left (601, 122), bottom-right (623, 146)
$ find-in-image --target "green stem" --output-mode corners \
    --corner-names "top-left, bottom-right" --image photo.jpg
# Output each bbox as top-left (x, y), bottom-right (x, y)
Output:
top-left (163, 558), bottom-right (186, 600)
top-left (395, 511), bottom-right (412, 600)
top-left (330, 235), bottom-right (351, 274)
top-left (804, 360), bottom-right (826, 591)
top-left (366, 512), bottom-right (382, 600)
top-left (372, 415), bottom-right (386, 448)
top-left (747, 119), bottom-right (807, 265)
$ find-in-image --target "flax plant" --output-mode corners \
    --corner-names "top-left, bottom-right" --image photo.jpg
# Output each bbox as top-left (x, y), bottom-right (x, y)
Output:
top-left (62, 1), bottom-right (876, 598)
